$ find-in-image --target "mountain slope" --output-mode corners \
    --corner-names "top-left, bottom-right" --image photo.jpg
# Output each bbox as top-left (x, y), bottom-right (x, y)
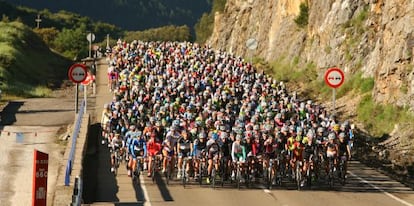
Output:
top-left (0, 21), bottom-right (71, 97)
top-left (4, 0), bottom-right (212, 30)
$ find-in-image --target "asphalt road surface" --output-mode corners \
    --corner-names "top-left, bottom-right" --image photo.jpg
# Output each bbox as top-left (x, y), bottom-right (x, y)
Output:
top-left (82, 59), bottom-right (414, 206)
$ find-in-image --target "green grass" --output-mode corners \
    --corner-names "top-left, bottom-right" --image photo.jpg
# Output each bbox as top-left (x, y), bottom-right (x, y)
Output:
top-left (336, 72), bottom-right (374, 98)
top-left (357, 94), bottom-right (414, 137)
top-left (0, 21), bottom-right (71, 98)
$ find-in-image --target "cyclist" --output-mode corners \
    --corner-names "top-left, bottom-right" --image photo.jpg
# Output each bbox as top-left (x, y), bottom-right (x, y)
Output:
top-left (147, 133), bottom-right (161, 177)
top-left (231, 134), bottom-right (246, 180)
top-left (162, 123), bottom-right (180, 174)
top-left (206, 132), bottom-right (220, 184)
top-left (302, 130), bottom-right (317, 186)
top-left (338, 132), bottom-right (351, 176)
top-left (110, 132), bottom-right (124, 173)
top-left (128, 131), bottom-right (147, 177)
top-left (177, 130), bottom-right (193, 179)
top-left (325, 133), bottom-right (338, 173)
top-left (218, 131), bottom-right (232, 180)
top-left (193, 132), bottom-right (207, 181)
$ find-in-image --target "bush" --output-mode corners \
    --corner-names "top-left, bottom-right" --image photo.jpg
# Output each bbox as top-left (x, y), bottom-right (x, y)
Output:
top-left (294, 3), bottom-right (309, 28)
top-left (357, 94), bottom-right (414, 137)
top-left (124, 25), bottom-right (191, 42)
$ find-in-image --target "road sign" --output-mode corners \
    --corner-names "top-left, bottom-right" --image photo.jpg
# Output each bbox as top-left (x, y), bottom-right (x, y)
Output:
top-left (81, 73), bottom-right (95, 85)
top-left (68, 64), bottom-right (88, 83)
top-left (86, 33), bottom-right (95, 42)
top-left (324, 67), bottom-right (345, 88)
top-left (246, 38), bottom-right (258, 50)
top-left (32, 150), bottom-right (48, 206)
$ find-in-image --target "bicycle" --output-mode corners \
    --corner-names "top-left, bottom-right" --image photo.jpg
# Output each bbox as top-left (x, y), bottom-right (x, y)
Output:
top-left (181, 156), bottom-right (192, 188)
top-left (327, 157), bottom-right (336, 188)
top-left (295, 160), bottom-right (303, 190)
top-left (219, 156), bottom-right (230, 187)
top-left (338, 155), bottom-right (347, 186)
top-left (149, 154), bottom-right (161, 183)
top-left (198, 155), bottom-right (207, 186)
top-left (112, 147), bottom-right (123, 176)
top-left (132, 156), bottom-right (144, 182)
top-left (164, 155), bottom-right (173, 185)
top-left (304, 155), bottom-right (314, 188)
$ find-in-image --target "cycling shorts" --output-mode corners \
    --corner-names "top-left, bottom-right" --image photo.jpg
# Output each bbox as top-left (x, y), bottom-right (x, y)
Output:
top-left (208, 150), bottom-right (219, 160)
top-left (132, 149), bottom-right (144, 159)
top-left (178, 150), bottom-right (191, 158)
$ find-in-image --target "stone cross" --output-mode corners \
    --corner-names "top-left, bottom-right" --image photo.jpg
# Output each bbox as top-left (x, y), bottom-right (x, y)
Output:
top-left (35, 14), bottom-right (42, 29)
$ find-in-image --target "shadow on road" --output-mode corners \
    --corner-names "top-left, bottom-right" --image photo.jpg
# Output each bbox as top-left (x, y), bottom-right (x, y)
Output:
top-left (1, 101), bottom-right (24, 125)
top-left (83, 123), bottom-right (120, 203)
top-left (153, 172), bottom-right (174, 201)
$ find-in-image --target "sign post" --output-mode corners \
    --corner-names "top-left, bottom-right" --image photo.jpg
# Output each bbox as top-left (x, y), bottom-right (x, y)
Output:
top-left (87, 33), bottom-right (95, 58)
top-left (32, 150), bottom-right (49, 206)
top-left (324, 67), bottom-right (345, 114)
top-left (246, 38), bottom-right (258, 64)
top-left (68, 64), bottom-right (88, 113)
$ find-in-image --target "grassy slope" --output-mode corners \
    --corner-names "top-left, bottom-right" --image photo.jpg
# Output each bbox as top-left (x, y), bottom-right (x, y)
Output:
top-left (0, 21), bottom-right (71, 98)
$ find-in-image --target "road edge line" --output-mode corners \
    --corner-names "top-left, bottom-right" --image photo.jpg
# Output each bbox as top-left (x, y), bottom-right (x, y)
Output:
top-left (139, 175), bottom-right (152, 206)
top-left (349, 171), bottom-right (414, 206)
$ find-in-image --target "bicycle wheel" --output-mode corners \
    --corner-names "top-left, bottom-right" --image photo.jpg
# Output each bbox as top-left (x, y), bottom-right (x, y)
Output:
top-left (166, 162), bottom-right (170, 185)
top-left (182, 159), bottom-right (187, 188)
top-left (296, 163), bottom-right (301, 190)
top-left (198, 161), bottom-right (204, 186)
top-left (151, 159), bottom-right (156, 183)
top-left (268, 166), bottom-right (273, 190)
top-left (339, 161), bottom-right (346, 186)
top-left (236, 164), bottom-right (241, 190)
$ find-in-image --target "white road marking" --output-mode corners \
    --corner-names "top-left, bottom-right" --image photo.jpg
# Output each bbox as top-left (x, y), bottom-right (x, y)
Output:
top-left (349, 171), bottom-right (414, 206)
top-left (263, 189), bottom-right (271, 193)
top-left (139, 175), bottom-right (152, 206)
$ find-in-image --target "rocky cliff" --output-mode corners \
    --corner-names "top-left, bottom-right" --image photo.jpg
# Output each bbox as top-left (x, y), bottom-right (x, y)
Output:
top-left (208, 0), bottom-right (414, 109)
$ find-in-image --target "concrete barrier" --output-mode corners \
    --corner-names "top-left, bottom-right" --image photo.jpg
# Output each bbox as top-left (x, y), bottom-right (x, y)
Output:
top-left (53, 112), bottom-right (90, 206)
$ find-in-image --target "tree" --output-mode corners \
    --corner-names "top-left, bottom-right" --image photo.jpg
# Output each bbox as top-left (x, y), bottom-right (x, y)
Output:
top-left (53, 25), bottom-right (87, 59)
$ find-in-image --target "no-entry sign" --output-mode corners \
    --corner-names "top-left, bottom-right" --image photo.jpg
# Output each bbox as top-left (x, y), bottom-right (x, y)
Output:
top-left (324, 67), bottom-right (345, 88)
top-left (68, 64), bottom-right (88, 83)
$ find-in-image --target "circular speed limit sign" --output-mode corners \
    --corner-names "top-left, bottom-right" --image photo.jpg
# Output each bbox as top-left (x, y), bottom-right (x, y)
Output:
top-left (68, 64), bottom-right (88, 83)
top-left (324, 67), bottom-right (345, 88)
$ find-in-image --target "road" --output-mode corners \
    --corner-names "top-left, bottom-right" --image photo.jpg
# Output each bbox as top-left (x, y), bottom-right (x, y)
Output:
top-left (0, 85), bottom-right (76, 206)
top-left (82, 59), bottom-right (414, 206)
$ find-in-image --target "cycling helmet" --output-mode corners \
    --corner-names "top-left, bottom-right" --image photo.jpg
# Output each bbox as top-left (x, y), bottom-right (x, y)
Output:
top-left (236, 134), bottom-right (242, 140)
top-left (307, 130), bottom-right (315, 138)
top-left (212, 133), bottom-right (219, 141)
top-left (339, 132), bottom-right (346, 138)
top-left (220, 132), bottom-right (228, 139)
top-left (328, 133), bottom-right (336, 140)
top-left (275, 113), bottom-right (282, 119)
top-left (172, 119), bottom-right (180, 128)
top-left (129, 125), bottom-right (136, 130)
top-left (281, 126), bottom-right (288, 132)
top-left (199, 132), bottom-right (206, 139)
top-left (296, 126), bottom-right (303, 134)
top-left (317, 127), bottom-right (324, 134)
top-left (333, 124), bottom-right (340, 132)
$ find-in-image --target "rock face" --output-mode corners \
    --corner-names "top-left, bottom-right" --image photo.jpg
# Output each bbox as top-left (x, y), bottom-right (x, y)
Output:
top-left (208, 0), bottom-right (414, 109)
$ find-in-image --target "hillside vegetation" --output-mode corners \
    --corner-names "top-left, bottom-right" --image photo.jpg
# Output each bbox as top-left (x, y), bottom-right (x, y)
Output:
top-left (0, 20), bottom-right (71, 98)
top-left (3, 0), bottom-right (211, 31)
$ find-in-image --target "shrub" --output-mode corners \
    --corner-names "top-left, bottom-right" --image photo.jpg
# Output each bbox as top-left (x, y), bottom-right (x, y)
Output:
top-left (294, 3), bottom-right (309, 28)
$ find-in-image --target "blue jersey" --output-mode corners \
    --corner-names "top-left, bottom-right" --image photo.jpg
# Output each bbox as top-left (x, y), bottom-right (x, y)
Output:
top-left (129, 138), bottom-right (147, 157)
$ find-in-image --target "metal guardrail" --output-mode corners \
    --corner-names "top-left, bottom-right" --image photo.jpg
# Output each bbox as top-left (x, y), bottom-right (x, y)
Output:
top-left (65, 100), bottom-right (86, 186)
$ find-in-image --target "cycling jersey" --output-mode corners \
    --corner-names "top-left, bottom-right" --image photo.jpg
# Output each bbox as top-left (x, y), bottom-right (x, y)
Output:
top-left (130, 138), bottom-right (147, 158)
top-left (147, 139), bottom-right (161, 156)
top-left (231, 141), bottom-right (246, 162)
top-left (338, 141), bottom-right (349, 156)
